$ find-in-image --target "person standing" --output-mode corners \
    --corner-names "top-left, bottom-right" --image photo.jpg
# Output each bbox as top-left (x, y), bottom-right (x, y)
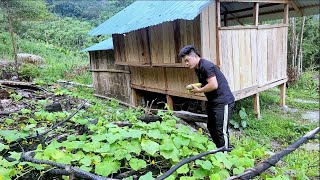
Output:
top-left (178, 45), bottom-right (235, 148)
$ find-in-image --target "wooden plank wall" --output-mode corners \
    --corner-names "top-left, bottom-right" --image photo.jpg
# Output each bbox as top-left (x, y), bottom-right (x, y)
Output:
top-left (113, 17), bottom-right (201, 66)
top-left (113, 29), bottom-right (150, 65)
top-left (219, 26), bottom-right (288, 92)
top-left (148, 18), bottom-right (201, 65)
top-left (200, 2), bottom-right (216, 64)
top-left (90, 50), bottom-right (131, 103)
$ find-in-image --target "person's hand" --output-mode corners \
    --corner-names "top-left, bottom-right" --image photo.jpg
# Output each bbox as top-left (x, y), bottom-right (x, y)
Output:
top-left (190, 84), bottom-right (201, 93)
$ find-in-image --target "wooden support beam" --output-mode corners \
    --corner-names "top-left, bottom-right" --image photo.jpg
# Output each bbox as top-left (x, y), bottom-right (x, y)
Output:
top-left (223, 3), bottom-right (277, 15)
top-left (253, 93), bottom-right (261, 119)
top-left (131, 88), bottom-right (140, 107)
top-left (253, 2), bottom-right (259, 26)
top-left (216, 1), bottom-right (221, 67)
top-left (280, 83), bottom-right (286, 107)
top-left (166, 95), bottom-right (174, 110)
top-left (217, 1), bottom-right (221, 28)
top-left (284, 3), bottom-right (289, 24)
top-left (224, 13), bottom-right (228, 26)
top-left (290, 0), bottom-right (303, 16)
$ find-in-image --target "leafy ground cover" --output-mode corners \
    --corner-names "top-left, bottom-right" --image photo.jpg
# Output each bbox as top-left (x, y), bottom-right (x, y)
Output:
top-left (0, 70), bottom-right (319, 179)
top-left (0, 84), bottom-right (268, 180)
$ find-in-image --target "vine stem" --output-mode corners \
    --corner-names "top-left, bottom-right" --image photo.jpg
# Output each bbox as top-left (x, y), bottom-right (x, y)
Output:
top-left (156, 147), bottom-right (232, 180)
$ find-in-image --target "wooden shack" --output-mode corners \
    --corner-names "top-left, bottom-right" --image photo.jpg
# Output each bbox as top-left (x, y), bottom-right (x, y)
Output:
top-left (82, 38), bottom-right (131, 104)
top-left (86, 0), bottom-right (320, 117)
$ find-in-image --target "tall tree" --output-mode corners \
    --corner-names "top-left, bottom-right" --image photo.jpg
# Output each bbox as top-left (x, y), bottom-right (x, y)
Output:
top-left (0, 0), bottom-right (48, 75)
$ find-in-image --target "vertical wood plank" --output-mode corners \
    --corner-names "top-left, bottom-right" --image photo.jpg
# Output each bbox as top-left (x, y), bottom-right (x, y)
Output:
top-left (261, 30), bottom-right (268, 84)
top-left (283, 27), bottom-right (288, 78)
top-left (193, 16), bottom-right (201, 51)
top-left (180, 20), bottom-right (187, 48)
top-left (226, 30), bottom-right (234, 91)
top-left (162, 23), bottom-right (170, 64)
top-left (232, 30), bottom-right (240, 91)
top-left (267, 29), bottom-right (273, 81)
top-left (200, 7), bottom-right (210, 60)
top-left (245, 30), bottom-right (252, 87)
top-left (208, 2), bottom-right (217, 63)
top-left (251, 29), bottom-right (258, 86)
top-left (173, 20), bottom-right (181, 63)
top-left (239, 30), bottom-right (246, 88)
top-left (277, 28), bottom-right (283, 80)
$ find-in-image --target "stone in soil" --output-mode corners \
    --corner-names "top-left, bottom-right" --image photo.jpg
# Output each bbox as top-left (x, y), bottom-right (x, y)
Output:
top-left (302, 111), bottom-right (319, 123)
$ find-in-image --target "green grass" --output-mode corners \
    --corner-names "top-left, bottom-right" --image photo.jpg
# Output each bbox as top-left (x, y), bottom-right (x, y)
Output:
top-left (0, 32), bottom-right (91, 85)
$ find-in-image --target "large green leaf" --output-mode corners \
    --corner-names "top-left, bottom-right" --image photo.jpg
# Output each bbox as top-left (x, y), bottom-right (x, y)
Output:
top-left (141, 140), bottom-right (159, 155)
top-left (122, 129), bottom-right (143, 139)
top-left (114, 149), bottom-right (127, 160)
top-left (94, 143), bottom-right (110, 153)
top-left (126, 139), bottom-right (141, 155)
top-left (0, 143), bottom-right (9, 151)
top-left (129, 158), bottom-right (147, 171)
top-left (80, 156), bottom-right (92, 166)
top-left (139, 172), bottom-right (153, 180)
top-left (95, 161), bottom-right (120, 176)
top-left (173, 136), bottom-right (190, 148)
top-left (147, 129), bottom-right (162, 139)
top-left (195, 160), bottom-right (212, 170)
top-left (177, 164), bottom-right (189, 174)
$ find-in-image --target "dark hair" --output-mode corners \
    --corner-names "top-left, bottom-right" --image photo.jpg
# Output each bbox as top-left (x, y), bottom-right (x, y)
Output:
top-left (178, 45), bottom-right (201, 58)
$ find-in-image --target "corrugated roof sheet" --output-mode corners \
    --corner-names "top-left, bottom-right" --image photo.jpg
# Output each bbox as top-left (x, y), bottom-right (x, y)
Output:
top-left (81, 38), bottom-right (113, 52)
top-left (88, 0), bottom-right (212, 36)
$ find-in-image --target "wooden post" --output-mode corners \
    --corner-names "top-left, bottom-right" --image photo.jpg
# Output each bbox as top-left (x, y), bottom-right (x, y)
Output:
top-left (166, 95), bottom-right (174, 110)
top-left (253, 93), bottom-right (261, 119)
top-left (284, 3), bottom-right (289, 24)
top-left (224, 13), bottom-right (228, 27)
top-left (131, 88), bottom-right (140, 107)
top-left (216, 0), bottom-right (221, 67)
top-left (280, 83), bottom-right (286, 107)
top-left (217, 1), bottom-right (221, 28)
top-left (253, 2), bottom-right (259, 26)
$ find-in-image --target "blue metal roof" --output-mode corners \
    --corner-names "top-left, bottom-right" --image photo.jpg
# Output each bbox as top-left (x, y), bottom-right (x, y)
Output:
top-left (81, 38), bottom-right (113, 52)
top-left (88, 0), bottom-right (212, 36)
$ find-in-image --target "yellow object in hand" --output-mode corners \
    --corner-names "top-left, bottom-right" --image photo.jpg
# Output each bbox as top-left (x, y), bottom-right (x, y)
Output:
top-left (186, 83), bottom-right (202, 90)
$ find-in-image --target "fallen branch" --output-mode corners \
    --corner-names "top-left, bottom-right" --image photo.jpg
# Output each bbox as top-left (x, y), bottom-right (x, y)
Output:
top-left (228, 127), bottom-right (320, 180)
top-left (21, 151), bottom-right (116, 180)
top-left (150, 109), bottom-right (207, 123)
top-left (57, 80), bottom-right (93, 88)
top-left (156, 147), bottom-right (232, 180)
top-left (0, 80), bottom-right (46, 91)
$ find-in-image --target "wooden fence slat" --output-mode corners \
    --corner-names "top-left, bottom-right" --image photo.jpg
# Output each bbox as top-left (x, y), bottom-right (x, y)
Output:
top-left (251, 29), bottom-right (258, 86)
top-left (232, 30), bottom-right (240, 91)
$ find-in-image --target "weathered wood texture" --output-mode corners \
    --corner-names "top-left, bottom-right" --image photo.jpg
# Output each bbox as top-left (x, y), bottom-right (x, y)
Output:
top-left (219, 26), bottom-right (288, 92)
top-left (201, 2), bottom-right (217, 64)
top-left (113, 18), bottom-right (201, 67)
top-left (130, 66), bottom-right (206, 100)
top-left (90, 50), bottom-right (131, 103)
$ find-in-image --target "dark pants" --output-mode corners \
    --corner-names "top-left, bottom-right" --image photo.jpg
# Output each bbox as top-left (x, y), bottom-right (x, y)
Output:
top-left (206, 102), bottom-right (234, 148)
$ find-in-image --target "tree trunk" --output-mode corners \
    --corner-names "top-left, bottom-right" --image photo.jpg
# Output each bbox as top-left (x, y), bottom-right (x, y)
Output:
top-left (5, 3), bottom-right (18, 77)
top-left (297, 16), bottom-right (305, 76)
